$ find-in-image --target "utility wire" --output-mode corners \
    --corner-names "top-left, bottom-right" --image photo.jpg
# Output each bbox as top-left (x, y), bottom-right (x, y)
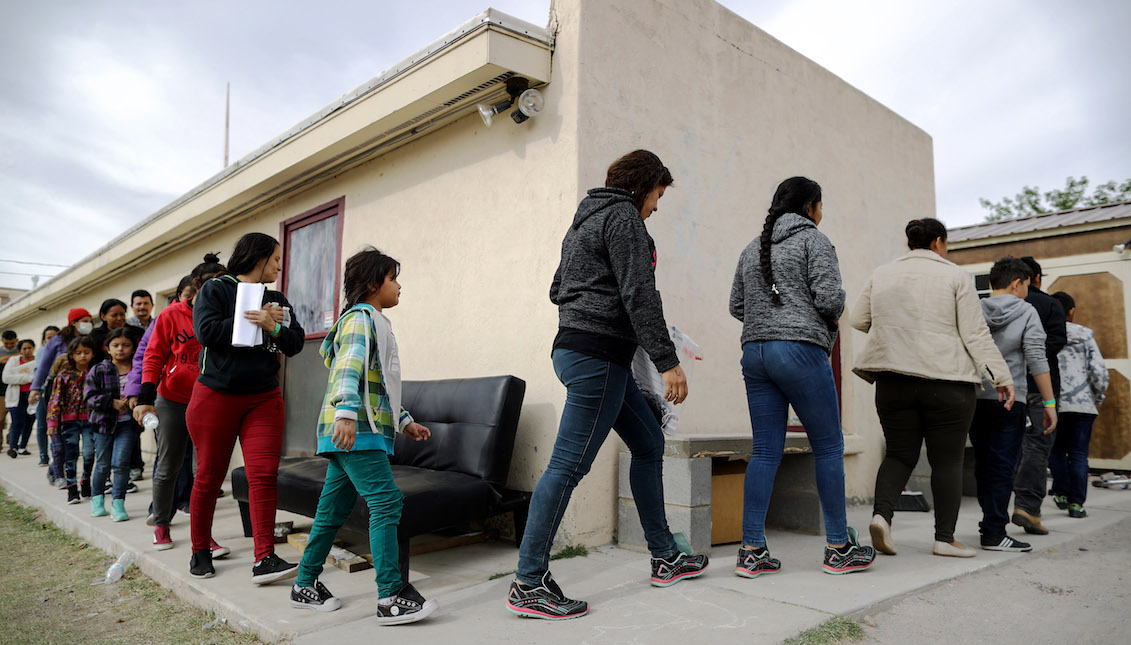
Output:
top-left (0, 259), bottom-right (68, 268)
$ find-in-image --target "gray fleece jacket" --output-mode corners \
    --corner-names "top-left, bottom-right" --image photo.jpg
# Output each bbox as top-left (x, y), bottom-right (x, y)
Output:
top-left (550, 188), bottom-right (678, 372)
top-left (977, 294), bottom-right (1049, 402)
top-left (729, 213), bottom-right (845, 354)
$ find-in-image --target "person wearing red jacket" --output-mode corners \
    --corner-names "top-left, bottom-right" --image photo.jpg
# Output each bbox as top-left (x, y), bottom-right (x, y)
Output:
top-left (132, 254), bottom-right (226, 553)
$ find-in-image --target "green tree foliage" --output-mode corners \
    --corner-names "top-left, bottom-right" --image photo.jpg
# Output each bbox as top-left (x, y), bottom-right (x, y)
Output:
top-left (980, 176), bottom-right (1131, 222)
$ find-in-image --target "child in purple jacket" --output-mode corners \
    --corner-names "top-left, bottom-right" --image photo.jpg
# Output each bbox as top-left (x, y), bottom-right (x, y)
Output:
top-left (85, 328), bottom-right (142, 521)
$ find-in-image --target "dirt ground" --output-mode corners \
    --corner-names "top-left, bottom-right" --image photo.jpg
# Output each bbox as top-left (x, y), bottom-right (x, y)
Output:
top-left (853, 516), bottom-right (1131, 645)
top-left (0, 490), bottom-right (262, 645)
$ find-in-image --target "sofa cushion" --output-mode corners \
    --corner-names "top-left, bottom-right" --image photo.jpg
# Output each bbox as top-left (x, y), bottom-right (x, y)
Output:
top-left (394, 376), bottom-right (525, 487)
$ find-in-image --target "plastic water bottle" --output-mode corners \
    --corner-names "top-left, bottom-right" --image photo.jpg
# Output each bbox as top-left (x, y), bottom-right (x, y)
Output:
top-left (142, 413), bottom-right (159, 431)
top-left (104, 551), bottom-right (136, 584)
top-left (281, 305), bottom-right (291, 326)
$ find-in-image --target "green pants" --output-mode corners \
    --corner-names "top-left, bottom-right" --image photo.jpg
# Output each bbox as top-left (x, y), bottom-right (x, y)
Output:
top-left (297, 450), bottom-right (404, 596)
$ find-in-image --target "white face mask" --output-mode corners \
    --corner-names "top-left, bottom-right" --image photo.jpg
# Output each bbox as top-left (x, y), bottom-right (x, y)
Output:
top-left (75, 322), bottom-right (94, 335)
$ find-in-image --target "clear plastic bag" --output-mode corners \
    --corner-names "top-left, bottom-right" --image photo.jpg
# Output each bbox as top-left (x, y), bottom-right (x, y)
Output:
top-left (631, 325), bottom-right (703, 435)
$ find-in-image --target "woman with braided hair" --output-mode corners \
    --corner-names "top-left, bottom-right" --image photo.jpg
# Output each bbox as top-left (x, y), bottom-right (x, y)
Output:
top-left (729, 176), bottom-right (875, 577)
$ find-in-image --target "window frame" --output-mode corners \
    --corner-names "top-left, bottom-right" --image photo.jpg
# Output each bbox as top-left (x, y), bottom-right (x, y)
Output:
top-left (278, 197), bottom-right (345, 340)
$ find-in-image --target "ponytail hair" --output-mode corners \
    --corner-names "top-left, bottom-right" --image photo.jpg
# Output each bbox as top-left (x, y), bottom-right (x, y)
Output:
top-left (760, 177), bottom-right (822, 306)
top-left (905, 218), bottom-right (947, 250)
top-left (340, 246), bottom-right (400, 316)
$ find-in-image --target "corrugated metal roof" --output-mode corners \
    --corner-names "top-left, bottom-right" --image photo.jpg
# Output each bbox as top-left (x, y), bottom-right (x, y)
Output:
top-left (948, 200), bottom-right (1131, 243)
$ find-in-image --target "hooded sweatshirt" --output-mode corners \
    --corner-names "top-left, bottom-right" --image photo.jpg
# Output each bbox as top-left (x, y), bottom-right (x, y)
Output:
top-left (1057, 321), bottom-right (1108, 415)
top-left (549, 187), bottom-right (678, 372)
top-left (315, 304), bottom-right (413, 455)
top-left (134, 299), bottom-right (200, 405)
top-left (730, 212), bottom-right (845, 354)
top-left (977, 294), bottom-right (1049, 402)
top-left (193, 274), bottom-right (305, 394)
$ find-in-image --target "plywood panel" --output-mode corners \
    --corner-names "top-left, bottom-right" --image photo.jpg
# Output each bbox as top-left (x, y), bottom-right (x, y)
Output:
top-left (1048, 272), bottom-right (1128, 359)
top-left (1092, 368), bottom-right (1130, 461)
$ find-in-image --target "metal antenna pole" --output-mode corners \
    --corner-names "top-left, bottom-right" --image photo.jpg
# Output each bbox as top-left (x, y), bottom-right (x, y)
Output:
top-left (224, 82), bottom-right (231, 168)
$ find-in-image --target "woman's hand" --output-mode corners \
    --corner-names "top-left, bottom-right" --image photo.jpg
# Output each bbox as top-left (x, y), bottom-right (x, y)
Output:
top-left (244, 305), bottom-right (281, 332)
top-left (112, 398), bottom-right (129, 412)
top-left (132, 404), bottom-right (156, 425)
top-left (661, 365), bottom-right (688, 405)
top-left (332, 418), bottom-right (357, 451)
top-left (1042, 406), bottom-right (1058, 435)
top-left (996, 385), bottom-right (1015, 411)
top-left (404, 422), bottom-right (431, 441)
top-left (28, 390), bottom-right (40, 406)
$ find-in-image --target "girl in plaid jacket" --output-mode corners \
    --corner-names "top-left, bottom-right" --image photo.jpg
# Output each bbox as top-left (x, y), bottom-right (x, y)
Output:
top-left (85, 327), bottom-right (142, 521)
top-left (289, 247), bottom-right (437, 625)
top-left (47, 336), bottom-right (99, 505)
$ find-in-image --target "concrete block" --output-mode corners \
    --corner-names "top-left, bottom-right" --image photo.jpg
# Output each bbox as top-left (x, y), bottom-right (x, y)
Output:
top-left (766, 488), bottom-right (825, 536)
top-left (618, 499), bottom-right (712, 554)
top-left (617, 453), bottom-right (712, 507)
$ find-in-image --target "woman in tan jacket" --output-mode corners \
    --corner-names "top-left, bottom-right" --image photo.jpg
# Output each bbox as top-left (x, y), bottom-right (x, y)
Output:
top-left (850, 218), bottom-right (1013, 558)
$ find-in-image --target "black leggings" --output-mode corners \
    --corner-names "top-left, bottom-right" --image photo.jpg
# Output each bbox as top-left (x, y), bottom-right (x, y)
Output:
top-left (872, 374), bottom-right (976, 543)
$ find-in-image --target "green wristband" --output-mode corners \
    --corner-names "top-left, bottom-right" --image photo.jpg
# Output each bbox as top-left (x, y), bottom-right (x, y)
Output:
top-left (1043, 399), bottom-right (1056, 408)
top-left (270, 322), bottom-right (282, 337)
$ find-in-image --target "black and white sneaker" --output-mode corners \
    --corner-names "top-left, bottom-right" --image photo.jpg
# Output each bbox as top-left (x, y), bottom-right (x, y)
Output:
top-left (66, 485), bottom-right (81, 505)
top-left (822, 527), bottom-right (876, 574)
top-left (506, 571), bottom-right (588, 620)
top-left (376, 583), bottom-right (437, 625)
top-left (190, 549), bottom-right (215, 579)
top-left (981, 535), bottom-right (1032, 552)
top-left (735, 546), bottom-right (782, 579)
top-left (291, 580), bottom-right (342, 612)
top-left (650, 551), bottom-right (709, 587)
top-left (251, 552), bottom-right (299, 585)
top-left (125, 482), bottom-right (140, 494)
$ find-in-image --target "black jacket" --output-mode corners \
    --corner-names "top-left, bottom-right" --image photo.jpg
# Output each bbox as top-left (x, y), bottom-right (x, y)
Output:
top-left (193, 274), bottom-right (305, 394)
top-left (549, 187), bottom-right (678, 372)
top-left (1024, 285), bottom-right (1067, 399)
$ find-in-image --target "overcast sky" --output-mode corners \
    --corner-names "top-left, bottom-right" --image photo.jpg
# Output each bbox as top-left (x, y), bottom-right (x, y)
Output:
top-left (2, 0), bottom-right (1129, 289)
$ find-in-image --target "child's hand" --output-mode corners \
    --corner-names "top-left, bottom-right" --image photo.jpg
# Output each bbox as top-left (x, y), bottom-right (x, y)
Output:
top-left (46, 426), bottom-right (55, 437)
top-left (112, 398), bottom-right (129, 412)
top-left (332, 418), bottom-right (357, 451)
top-left (404, 422), bottom-right (431, 441)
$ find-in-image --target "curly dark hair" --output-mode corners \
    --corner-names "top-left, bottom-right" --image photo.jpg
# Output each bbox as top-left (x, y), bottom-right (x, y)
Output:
top-left (605, 150), bottom-right (674, 213)
top-left (340, 247), bottom-right (400, 316)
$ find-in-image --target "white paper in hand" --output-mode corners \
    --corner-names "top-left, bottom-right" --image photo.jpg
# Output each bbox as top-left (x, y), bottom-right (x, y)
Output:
top-left (232, 282), bottom-right (266, 347)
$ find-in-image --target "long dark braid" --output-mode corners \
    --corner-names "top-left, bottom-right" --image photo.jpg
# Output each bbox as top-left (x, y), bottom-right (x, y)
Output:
top-left (760, 176), bottom-right (823, 307)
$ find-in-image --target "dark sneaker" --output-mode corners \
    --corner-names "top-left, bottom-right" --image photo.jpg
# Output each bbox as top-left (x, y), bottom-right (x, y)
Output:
top-left (80, 478), bottom-right (91, 498)
top-left (290, 580), bottom-right (342, 612)
top-left (66, 485), bottom-right (80, 505)
top-left (130, 467), bottom-right (144, 482)
top-left (19, 449), bottom-right (30, 456)
top-left (735, 546), bottom-right (782, 579)
top-left (981, 535), bottom-right (1032, 552)
top-left (1068, 504), bottom-right (1087, 519)
top-left (651, 551), bottom-right (709, 587)
top-left (1052, 495), bottom-right (1069, 510)
top-left (1011, 509), bottom-right (1049, 535)
top-left (822, 527), bottom-right (876, 575)
top-left (6, 448), bottom-right (16, 459)
top-left (376, 582), bottom-right (437, 625)
top-left (506, 571), bottom-right (588, 620)
top-left (251, 552), bottom-right (299, 585)
top-left (125, 483), bottom-right (140, 495)
top-left (190, 549), bottom-right (215, 578)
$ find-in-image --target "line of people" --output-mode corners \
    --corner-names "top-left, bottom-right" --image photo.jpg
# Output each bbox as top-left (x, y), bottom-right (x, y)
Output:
top-left (2, 149), bottom-right (1110, 628)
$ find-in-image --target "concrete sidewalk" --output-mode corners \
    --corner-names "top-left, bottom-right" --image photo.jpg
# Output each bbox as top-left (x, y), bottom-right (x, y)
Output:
top-left (2, 445), bottom-right (1129, 644)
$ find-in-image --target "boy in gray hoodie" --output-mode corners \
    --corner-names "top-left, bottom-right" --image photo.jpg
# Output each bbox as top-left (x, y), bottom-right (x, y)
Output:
top-left (969, 257), bottom-right (1058, 552)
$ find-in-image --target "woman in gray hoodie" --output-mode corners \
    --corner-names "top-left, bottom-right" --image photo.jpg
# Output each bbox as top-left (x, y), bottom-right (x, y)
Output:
top-left (729, 177), bottom-right (875, 577)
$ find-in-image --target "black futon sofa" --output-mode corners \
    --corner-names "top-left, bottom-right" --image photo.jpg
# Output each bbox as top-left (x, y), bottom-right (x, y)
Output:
top-left (231, 375), bottom-right (530, 581)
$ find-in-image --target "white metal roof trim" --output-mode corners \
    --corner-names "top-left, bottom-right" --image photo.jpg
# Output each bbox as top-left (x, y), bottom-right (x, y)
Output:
top-left (947, 201), bottom-right (1131, 243)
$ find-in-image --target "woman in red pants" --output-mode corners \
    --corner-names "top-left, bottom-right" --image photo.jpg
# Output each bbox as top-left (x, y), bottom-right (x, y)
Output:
top-left (186, 232), bottom-right (305, 582)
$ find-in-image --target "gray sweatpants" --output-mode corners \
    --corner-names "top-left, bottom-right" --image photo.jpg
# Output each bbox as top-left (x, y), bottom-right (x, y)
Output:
top-left (152, 395), bottom-right (193, 527)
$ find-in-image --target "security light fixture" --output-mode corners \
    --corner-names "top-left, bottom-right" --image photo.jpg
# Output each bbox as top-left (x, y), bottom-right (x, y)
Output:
top-left (477, 77), bottom-right (542, 127)
top-left (1115, 236), bottom-right (1131, 254)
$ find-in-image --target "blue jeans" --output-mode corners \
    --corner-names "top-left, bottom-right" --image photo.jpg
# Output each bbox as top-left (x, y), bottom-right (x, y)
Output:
top-left (969, 399), bottom-right (1027, 540)
top-left (92, 426), bottom-right (139, 499)
top-left (60, 421), bottom-right (95, 486)
top-left (36, 394), bottom-right (50, 464)
top-left (8, 391), bottom-right (32, 450)
top-left (1048, 412), bottom-right (1095, 506)
top-left (517, 349), bottom-right (677, 585)
top-left (740, 341), bottom-right (848, 547)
